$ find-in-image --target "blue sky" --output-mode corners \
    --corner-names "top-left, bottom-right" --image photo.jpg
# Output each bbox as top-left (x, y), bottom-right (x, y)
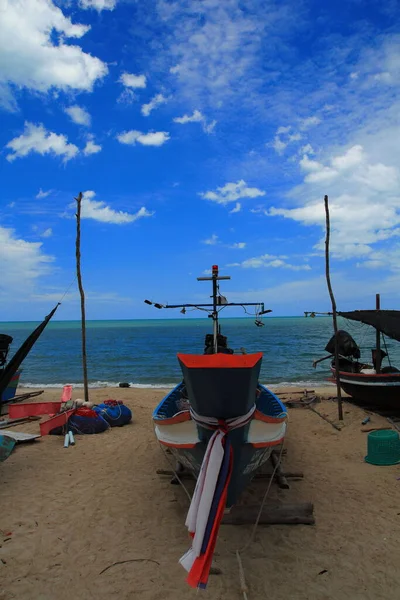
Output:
top-left (1, 0), bottom-right (400, 320)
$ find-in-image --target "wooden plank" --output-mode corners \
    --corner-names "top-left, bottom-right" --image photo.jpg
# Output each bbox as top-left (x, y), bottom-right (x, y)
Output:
top-left (387, 418), bottom-right (400, 433)
top-left (270, 451), bottom-right (290, 489)
top-left (0, 416), bottom-right (41, 429)
top-left (0, 430), bottom-right (41, 443)
top-left (156, 468), bottom-right (303, 480)
top-left (309, 405), bottom-right (342, 431)
top-left (9, 402), bottom-right (62, 419)
top-left (222, 503), bottom-right (315, 526)
top-left (361, 426), bottom-right (392, 433)
top-left (40, 409), bottom-right (75, 436)
top-left (254, 472), bottom-right (304, 480)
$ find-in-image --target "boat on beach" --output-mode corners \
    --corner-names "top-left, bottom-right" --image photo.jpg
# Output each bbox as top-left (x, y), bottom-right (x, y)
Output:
top-left (0, 304), bottom-right (59, 412)
top-left (147, 265), bottom-right (287, 589)
top-left (313, 297), bottom-right (400, 410)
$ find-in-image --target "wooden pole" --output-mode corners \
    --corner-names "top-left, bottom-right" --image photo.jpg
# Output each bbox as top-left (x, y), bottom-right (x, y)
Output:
top-left (324, 195), bottom-right (343, 421)
top-left (75, 192), bottom-right (89, 403)
top-left (375, 293), bottom-right (381, 373)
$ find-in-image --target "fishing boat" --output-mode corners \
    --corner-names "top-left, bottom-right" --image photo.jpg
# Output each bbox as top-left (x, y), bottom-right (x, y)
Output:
top-left (0, 335), bottom-right (21, 403)
top-left (312, 295), bottom-right (400, 409)
top-left (147, 265), bottom-right (287, 589)
top-left (0, 304), bottom-right (59, 412)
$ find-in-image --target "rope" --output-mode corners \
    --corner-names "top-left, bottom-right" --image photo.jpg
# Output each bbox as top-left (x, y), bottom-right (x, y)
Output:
top-left (159, 443), bottom-right (193, 503)
top-left (235, 422), bottom-right (288, 600)
top-left (59, 276), bottom-right (77, 303)
top-left (190, 405), bottom-right (256, 431)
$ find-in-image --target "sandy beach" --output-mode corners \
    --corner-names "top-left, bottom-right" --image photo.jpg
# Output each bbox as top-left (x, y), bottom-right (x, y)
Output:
top-left (1, 386), bottom-right (400, 600)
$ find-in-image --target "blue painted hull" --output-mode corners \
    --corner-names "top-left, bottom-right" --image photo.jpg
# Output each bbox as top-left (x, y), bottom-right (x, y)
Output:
top-left (154, 381), bottom-right (287, 508)
top-left (168, 438), bottom-right (273, 508)
top-left (1, 370), bottom-right (21, 403)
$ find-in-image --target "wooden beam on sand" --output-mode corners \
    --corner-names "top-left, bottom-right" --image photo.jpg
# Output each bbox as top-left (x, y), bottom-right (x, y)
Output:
top-left (156, 468), bottom-right (304, 480)
top-left (270, 451), bottom-right (290, 489)
top-left (222, 503), bottom-right (315, 526)
top-left (387, 418), bottom-right (400, 433)
top-left (308, 404), bottom-right (342, 431)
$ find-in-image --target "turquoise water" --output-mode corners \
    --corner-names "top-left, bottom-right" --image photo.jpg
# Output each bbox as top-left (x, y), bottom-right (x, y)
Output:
top-left (1, 317), bottom-right (399, 388)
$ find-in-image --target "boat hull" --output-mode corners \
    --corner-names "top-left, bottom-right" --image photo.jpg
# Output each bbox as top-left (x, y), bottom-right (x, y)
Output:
top-left (0, 370), bottom-right (21, 403)
top-left (167, 442), bottom-right (274, 508)
top-left (332, 367), bottom-right (400, 409)
top-left (153, 376), bottom-right (287, 508)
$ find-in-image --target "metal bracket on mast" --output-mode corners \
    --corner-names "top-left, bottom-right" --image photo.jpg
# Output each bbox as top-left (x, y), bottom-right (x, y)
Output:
top-left (144, 265), bottom-right (271, 353)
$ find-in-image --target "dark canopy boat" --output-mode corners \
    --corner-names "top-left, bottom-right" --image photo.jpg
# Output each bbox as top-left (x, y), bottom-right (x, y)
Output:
top-left (0, 304), bottom-right (59, 412)
top-left (314, 299), bottom-right (400, 409)
top-left (146, 265), bottom-right (287, 589)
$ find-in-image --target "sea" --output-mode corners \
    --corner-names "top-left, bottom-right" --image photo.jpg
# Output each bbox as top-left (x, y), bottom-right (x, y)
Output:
top-left (1, 317), bottom-right (399, 389)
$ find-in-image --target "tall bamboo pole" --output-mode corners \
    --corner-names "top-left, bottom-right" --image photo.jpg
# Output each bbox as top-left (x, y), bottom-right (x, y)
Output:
top-left (324, 195), bottom-right (343, 421)
top-left (375, 293), bottom-right (381, 373)
top-left (75, 192), bottom-right (89, 403)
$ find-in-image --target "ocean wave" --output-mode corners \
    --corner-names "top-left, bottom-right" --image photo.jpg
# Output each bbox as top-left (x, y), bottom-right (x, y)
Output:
top-left (268, 380), bottom-right (335, 389)
top-left (20, 379), bottom-right (333, 390)
top-left (19, 381), bottom-right (177, 389)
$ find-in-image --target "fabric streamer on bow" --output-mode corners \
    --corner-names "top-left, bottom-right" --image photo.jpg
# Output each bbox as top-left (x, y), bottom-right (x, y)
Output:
top-left (179, 406), bottom-right (255, 589)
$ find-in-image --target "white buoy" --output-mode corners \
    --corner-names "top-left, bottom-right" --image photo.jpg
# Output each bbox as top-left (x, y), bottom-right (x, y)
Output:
top-left (64, 433), bottom-right (70, 448)
top-left (68, 431), bottom-right (75, 445)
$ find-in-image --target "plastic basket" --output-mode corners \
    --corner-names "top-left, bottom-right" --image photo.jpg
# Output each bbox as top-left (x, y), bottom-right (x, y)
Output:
top-left (365, 429), bottom-right (400, 466)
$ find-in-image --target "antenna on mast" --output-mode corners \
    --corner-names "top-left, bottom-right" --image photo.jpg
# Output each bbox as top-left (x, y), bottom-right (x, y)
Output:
top-left (197, 265), bottom-right (231, 353)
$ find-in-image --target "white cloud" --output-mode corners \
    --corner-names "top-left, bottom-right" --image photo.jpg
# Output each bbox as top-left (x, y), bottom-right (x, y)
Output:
top-left (331, 145), bottom-right (364, 170)
top-left (299, 154), bottom-right (337, 183)
top-left (230, 242), bottom-right (246, 249)
top-left (79, 0), bottom-right (116, 10)
top-left (173, 110), bottom-right (216, 133)
top-left (299, 116), bottom-right (321, 130)
top-left (36, 188), bottom-right (53, 199)
top-left (272, 125), bottom-right (303, 155)
top-left (80, 191), bottom-right (154, 224)
top-left (64, 105), bottom-right (91, 126)
top-left (272, 136), bottom-right (287, 155)
top-left (269, 136), bottom-right (400, 260)
top-left (83, 139), bottom-right (102, 155)
top-left (296, 146), bottom-right (366, 184)
top-left (0, 226), bottom-right (54, 295)
top-left (202, 234), bottom-right (219, 245)
top-left (117, 89), bottom-right (136, 105)
top-left (203, 119), bottom-right (217, 134)
top-left (229, 202), bottom-right (241, 214)
top-left (6, 122), bottom-right (79, 162)
top-left (160, 1), bottom-right (290, 112)
top-left (173, 109), bottom-right (203, 124)
top-left (141, 93), bottom-right (168, 116)
top-left (119, 72), bottom-right (147, 89)
top-left (200, 180), bottom-right (265, 205)
top-left (116, 130), bottom-right (170, 147)
top-left (0, 0), bottom-right (107, 109)
top-left (300, 144), bottom-right (314, 155)
top-left (228, 253), bottom-right (311, 271)
top-left (40, 228), bottom-right (53, 238)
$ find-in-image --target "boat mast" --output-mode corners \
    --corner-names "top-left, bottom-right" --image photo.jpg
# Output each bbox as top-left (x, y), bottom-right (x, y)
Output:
top-left (376, 293), bottom-right (381, 374)
top-left (197, 265), bottom-right (231, 353)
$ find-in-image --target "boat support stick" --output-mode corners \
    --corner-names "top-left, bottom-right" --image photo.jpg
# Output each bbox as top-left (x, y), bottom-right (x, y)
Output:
top-left (236, 435), bottom-right (287, 600)
top-left (324, 195), bottom-right (344, 422)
